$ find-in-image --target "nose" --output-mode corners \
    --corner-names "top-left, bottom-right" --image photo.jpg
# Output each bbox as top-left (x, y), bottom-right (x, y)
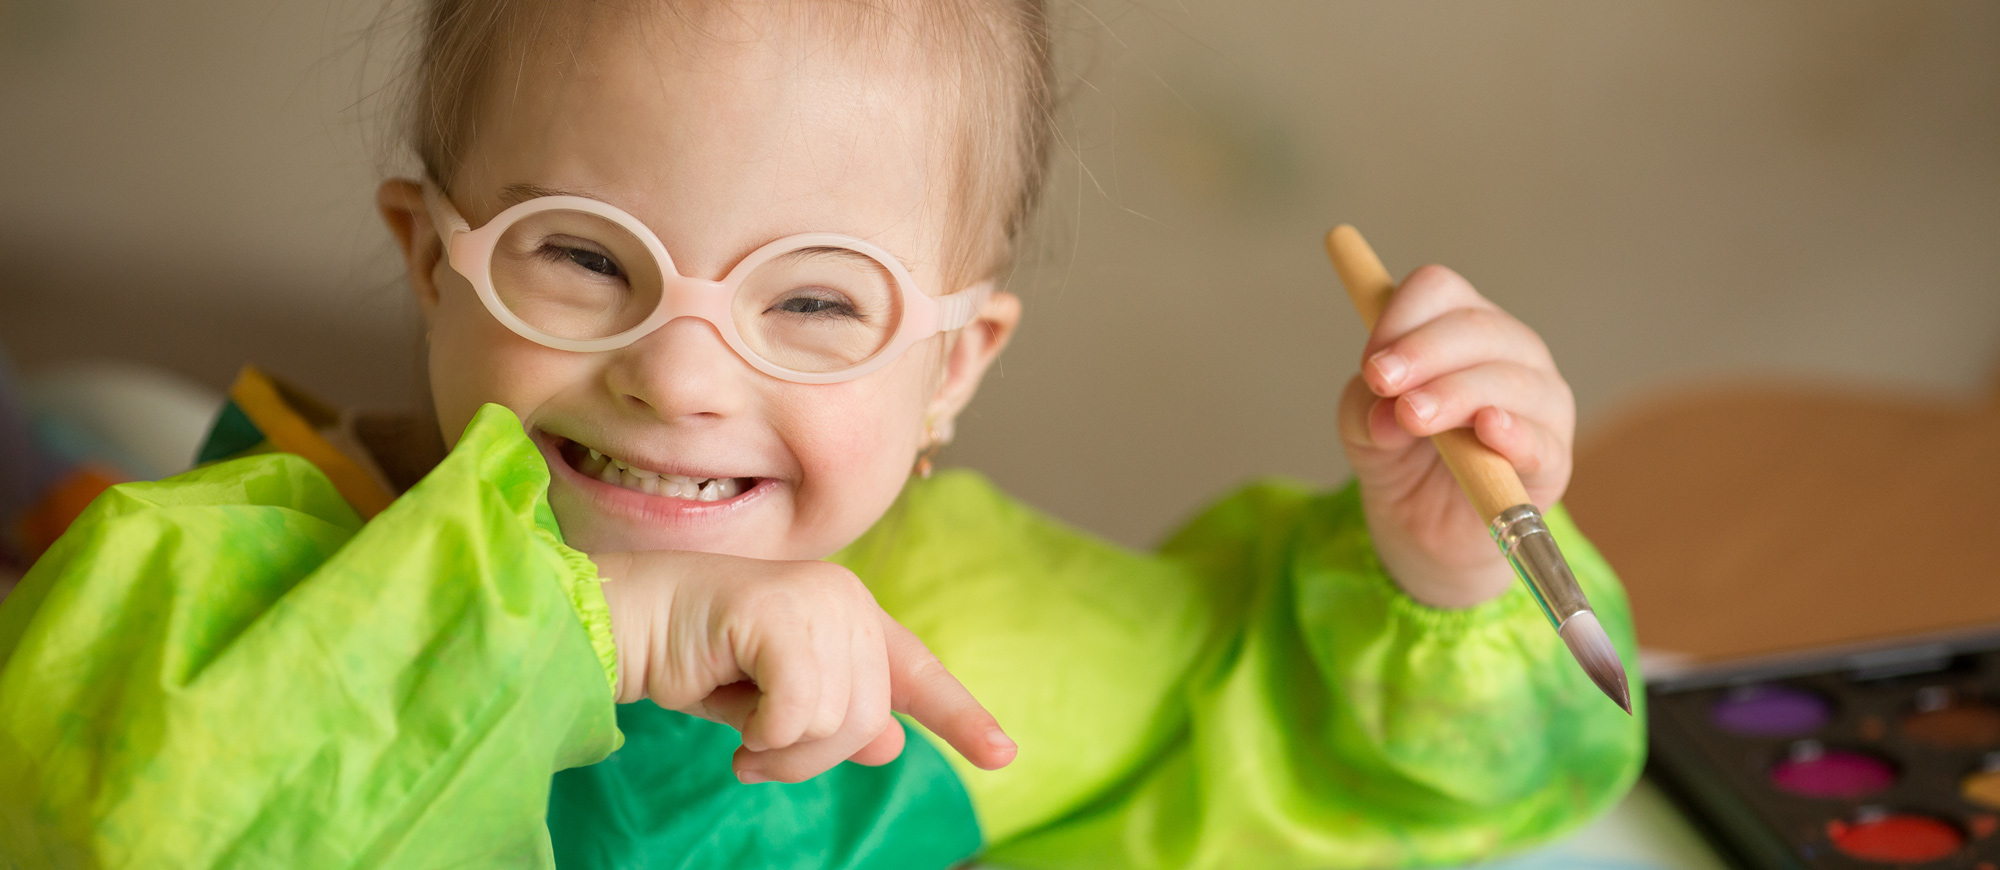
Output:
top-left (604, 316), bottom-right (753, 422)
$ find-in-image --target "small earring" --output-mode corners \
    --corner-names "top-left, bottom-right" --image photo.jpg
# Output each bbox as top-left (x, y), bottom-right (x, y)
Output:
top-left (914, 417), bottom-right (950, 479)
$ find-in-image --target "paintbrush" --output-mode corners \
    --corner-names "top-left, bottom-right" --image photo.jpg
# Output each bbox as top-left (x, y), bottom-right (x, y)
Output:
top-left (1323, 225), bottom-right (1632, 714)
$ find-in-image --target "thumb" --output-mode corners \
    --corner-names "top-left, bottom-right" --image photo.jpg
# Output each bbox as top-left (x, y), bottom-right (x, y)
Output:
top-left (1337, 374), bottom-right (1417, 459)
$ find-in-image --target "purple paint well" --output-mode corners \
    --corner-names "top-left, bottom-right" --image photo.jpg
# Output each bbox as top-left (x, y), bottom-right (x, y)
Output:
top-left (1710, 684), bottom-right (1832, 736)
top-left (1770, 743), bottom-right (1896, 798)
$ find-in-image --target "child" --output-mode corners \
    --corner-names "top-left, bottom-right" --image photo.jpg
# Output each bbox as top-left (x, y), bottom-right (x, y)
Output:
top-left (0, 0), bottom-right (1643, 867)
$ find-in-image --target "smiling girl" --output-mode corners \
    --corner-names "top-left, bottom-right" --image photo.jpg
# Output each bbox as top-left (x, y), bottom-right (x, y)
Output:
top-left (0, 1), bottom-right (1642, 867)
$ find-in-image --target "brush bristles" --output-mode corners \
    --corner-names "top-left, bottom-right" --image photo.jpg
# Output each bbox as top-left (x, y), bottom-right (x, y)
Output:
top-left (1559, 611), bottom-right (1633, 714)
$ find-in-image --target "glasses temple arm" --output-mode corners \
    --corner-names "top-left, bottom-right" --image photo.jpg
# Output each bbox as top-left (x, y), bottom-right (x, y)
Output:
top-left (419, 178), bottom-right (472, 244)
top-left (936, 281), bottom-right (994, 331)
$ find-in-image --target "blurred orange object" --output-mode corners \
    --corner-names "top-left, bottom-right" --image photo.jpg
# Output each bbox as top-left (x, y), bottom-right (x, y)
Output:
top-left (13, 466), bottom-right (123, 564)
top-left (1566, 378), bottom-right (2000, 664)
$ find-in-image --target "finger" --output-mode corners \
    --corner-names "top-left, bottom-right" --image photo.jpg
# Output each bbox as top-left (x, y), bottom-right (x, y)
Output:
top-left (738, 629), bottom-right (821, 753)
top-left (799, 623), bottom-right (852, 744)
top-left (1390, 361), bottom-right (1574, 440)
top-left (847, 720), bottom-right (908, 767)
top-left (1362, 307), bottom-right (1553, 398)
top-left (1471, 406), bottom-right (1573, 499)
top-left (1338, 375), bottom-right (1418, 454)
top-left (732, 714), bottom-right (882, 783)
top-left (1366, 264), bottom-right (1494, 352)
top-left (734, 612), bottom-right (894, 784)
top-left (881, 615), bottom-right (1015, 771)
top-left (691, 680), bottom-right (762, 731)
top-left (733, 668), bottom-right (890, 783)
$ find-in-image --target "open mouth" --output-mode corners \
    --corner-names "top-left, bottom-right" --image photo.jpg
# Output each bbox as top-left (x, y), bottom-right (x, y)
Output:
top-left (553, 437), bottom-right (759, 503)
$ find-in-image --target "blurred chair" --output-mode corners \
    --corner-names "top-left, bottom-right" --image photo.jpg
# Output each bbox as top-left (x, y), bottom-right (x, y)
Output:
top-left (1565, 373), bottom-right (2000, 666)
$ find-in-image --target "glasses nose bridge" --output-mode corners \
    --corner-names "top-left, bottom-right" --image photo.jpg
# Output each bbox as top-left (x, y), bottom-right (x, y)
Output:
top-left (657, 274), bottom-right (734, 329)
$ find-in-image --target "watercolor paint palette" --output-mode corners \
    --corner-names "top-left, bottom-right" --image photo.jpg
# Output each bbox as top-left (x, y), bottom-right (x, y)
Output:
top-left (1648, 630), bottom-right (2000, 869)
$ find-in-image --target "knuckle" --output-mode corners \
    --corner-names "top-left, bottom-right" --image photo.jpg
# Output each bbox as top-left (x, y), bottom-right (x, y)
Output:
top-left (1404, 264), bottom-right (1473, 299)
top-left (858, 707), bottom-right (894, 739)
top-left (802, 716), bottom-right (841, 742)
top-left (795, 562), bottom-right (869, 603)
top-left (1404, 263), bottom-right (1455, 288)
top-left (1461, 307), bottom-right (1511, 339)
top-left (732, 579), bottom-right (795, 617)
top-left (898, 651), bottom-right (946, 688)
top-left (805, 560), bottom-right (860, 586)
top-left (1387, 328), bottom-right (1436, 364)
top-left (1513, 437), bottom-right (1547, 474)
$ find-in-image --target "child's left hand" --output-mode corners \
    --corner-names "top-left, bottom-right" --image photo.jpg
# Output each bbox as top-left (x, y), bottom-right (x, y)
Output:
top-left (1336, 265), bottom-right (1575, 609)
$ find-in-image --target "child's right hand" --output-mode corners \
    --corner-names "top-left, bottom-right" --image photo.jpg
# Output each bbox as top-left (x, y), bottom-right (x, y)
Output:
top-left (591, 551), bottom-right (1016, 784)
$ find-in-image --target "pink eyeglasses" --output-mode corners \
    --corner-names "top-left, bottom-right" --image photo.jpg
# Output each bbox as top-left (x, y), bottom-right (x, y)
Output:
top-left (422, 179), bottom-right (990, 384)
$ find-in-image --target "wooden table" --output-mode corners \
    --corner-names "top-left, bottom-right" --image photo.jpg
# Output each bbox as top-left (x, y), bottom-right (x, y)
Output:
top-left (1565, 381), bottom-right (2000, 665)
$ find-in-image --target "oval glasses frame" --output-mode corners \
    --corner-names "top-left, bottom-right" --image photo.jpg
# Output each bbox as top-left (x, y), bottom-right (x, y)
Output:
top-left (420, 179), bottom-right (991, 385)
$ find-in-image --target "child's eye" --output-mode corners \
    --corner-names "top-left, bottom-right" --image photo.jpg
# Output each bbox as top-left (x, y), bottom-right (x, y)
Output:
top-left (773, 293), bottom-right (860, 319)
top-left (558, 247), bottom-right (623, 279)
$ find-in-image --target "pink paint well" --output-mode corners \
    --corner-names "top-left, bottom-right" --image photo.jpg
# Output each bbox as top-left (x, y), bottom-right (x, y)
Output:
top-left (1771, 742), bottom-right (1896, 798)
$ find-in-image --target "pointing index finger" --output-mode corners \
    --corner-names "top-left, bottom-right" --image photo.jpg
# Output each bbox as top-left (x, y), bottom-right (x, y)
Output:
top-left (878, 613), bottom-right (1016, 770)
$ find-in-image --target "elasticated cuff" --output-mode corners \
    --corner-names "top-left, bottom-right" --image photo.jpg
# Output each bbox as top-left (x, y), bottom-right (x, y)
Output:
top-left (538, 527), bottom-right (619, 695)
top-left (1309, 481), bottom-right (1547, 640)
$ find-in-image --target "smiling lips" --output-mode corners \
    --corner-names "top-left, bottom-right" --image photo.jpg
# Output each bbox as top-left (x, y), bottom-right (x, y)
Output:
top-left (558, 438), bottom-right (752, 502)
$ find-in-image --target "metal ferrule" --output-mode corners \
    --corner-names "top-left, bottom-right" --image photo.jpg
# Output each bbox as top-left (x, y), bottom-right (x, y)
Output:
top-left (1489, 504), bottom-right (1592, 630)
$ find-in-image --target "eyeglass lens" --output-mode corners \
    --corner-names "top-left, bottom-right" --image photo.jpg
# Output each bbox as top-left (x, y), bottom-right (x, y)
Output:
top-left (490, 208), bottom-right (903, 373)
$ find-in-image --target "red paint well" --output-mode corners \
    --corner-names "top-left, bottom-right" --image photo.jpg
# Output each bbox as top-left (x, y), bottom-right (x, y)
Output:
top-left (1826, 812), bottom-right (1963, 863)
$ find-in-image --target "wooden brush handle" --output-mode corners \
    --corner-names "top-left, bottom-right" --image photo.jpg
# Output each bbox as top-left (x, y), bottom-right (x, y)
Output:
top-left (1324, 225), bottom-right (1532, 522)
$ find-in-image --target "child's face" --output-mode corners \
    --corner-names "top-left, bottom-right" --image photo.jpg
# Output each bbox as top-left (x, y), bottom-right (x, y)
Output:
top-left (381, 9), bottom-right (1018, 560)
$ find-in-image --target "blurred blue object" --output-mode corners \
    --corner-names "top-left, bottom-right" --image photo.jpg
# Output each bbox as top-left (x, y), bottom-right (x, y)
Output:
top-left (0, 346), bottom-right (224, 570)
top-left (20, 361), bottom-right (224, 481)
top-left (0, 351), bottom-right (71, 527)
top-left (0, 348), bottom-right (73, 572)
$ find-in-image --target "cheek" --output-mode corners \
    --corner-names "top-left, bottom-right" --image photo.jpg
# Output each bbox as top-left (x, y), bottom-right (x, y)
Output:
top-left (426, 277), bottom-right (587, 442)
top-left (790, 391), bottom-right (919, 486)
top-left (779, 362), bottom-right (936, 547)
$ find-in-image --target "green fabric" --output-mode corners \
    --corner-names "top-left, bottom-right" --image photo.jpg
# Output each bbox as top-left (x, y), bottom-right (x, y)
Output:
top-left (0, 393), bottom-right (1642, 869)
top-left (0, 404), bottom-right (620, 868)
top-left (548, 708), bottom-right (980, 869)
top-left (838, 473), bottom-right (1645, 869)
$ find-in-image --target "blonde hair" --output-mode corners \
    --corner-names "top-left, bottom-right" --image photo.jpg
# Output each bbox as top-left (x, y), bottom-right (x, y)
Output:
top-left (403, 0), bottom-right (1057, 290)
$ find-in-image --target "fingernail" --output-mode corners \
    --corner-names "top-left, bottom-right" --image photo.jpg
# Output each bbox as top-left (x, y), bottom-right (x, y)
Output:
top-left (1494, 408), bottom-right (1514, 429)
top-left (1404, 391), bottom-right (1436, 422)
top-left (987, 729), bottom-right (1016, 750)
top-left (736, 768), bottom-right (770, 784)
top-left (1368, 351), bottom-right (1407, 389)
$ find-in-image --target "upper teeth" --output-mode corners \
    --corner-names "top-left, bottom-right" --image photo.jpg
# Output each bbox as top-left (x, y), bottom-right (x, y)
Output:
top-left (581, 449), bottom-right (742, 501)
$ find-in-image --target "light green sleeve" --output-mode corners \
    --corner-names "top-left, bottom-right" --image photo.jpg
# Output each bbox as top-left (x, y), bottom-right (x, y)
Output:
top-left (0, 404), bottom-right (621, 869)
top-left (843, 473), bottom-right (1644, 869)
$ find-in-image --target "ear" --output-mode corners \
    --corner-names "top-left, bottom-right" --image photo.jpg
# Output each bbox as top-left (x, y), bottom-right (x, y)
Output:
top-left (376, 178), bottom-right (445, 319)
top-left (925, 287), bottom-right (1022, 439)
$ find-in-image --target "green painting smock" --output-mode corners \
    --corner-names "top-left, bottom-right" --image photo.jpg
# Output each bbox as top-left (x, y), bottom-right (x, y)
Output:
top-left (0, 399), bottom-right (1644, 868)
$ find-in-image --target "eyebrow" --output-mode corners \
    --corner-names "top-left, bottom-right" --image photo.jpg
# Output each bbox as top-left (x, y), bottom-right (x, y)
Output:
top-left (493, 182), bottom-right (921, 270)
top-left (773, 245), bottom-right (921, 280)
top-left (497, 183), bottom-right (586, 206)
top-left (779, 246), bottom-right (892, 267)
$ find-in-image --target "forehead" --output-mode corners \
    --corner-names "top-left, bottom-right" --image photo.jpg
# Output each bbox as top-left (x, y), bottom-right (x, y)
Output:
top-left (456, 4), bottom-right (953, 276)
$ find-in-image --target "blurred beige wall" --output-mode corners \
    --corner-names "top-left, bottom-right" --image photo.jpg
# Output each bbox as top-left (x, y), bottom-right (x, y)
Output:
top-left (3, 1), bottom-right (1996, 547)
